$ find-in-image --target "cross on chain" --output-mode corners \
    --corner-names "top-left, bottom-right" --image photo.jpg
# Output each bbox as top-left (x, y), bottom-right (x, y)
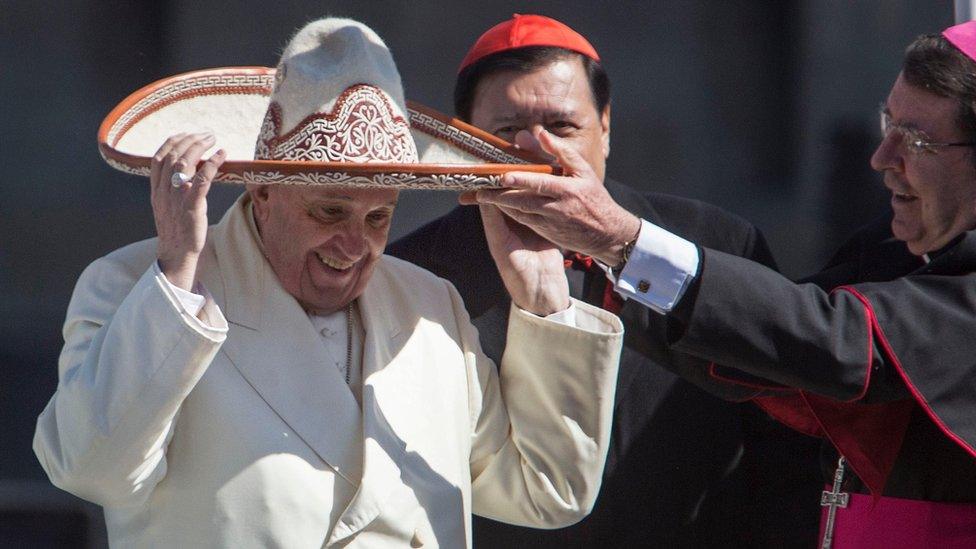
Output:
top-left (820, 456), bottom-right (849, 549)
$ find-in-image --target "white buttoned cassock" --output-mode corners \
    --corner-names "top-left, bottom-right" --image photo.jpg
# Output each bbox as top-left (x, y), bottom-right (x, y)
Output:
top-left (34, 194), bottom-right (623, 548)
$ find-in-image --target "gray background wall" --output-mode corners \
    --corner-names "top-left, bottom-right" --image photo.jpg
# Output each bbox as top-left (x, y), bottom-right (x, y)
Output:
top-left (0, 1), bottom-right (953, 545)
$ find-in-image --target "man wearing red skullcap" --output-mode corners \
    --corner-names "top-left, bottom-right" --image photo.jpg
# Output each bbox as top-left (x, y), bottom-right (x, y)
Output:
top-left (391, 13), bottom-right (823, 548)
top-left (464, 18), bottom-right (976, 548)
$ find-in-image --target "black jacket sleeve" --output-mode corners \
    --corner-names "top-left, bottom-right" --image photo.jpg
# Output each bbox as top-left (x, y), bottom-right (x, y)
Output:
top-left (626, 204), bottom-right (788, 401)
top-left (668, 248), bottom-right (912, 402)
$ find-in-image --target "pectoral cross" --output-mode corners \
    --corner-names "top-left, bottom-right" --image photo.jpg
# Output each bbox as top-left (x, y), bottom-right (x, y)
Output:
top-left (820, 456), bottom-right (849, 549)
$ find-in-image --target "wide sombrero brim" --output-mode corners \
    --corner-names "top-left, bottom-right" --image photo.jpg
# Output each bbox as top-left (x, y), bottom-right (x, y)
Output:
top-left (98, 67), bottom-right (556, 190)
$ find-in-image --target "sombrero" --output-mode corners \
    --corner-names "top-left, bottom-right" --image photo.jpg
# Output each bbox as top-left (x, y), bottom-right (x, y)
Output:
top-left (97, 18), bottom-right (555, 190)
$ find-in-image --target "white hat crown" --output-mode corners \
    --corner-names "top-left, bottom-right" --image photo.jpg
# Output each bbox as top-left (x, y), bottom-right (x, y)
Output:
top-left (254, 17), bottom-right (418, 164)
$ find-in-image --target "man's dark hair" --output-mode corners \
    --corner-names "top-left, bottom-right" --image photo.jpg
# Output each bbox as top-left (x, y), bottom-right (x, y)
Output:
top-left (903, 33), bottom-right (976, 143)
top-left (453, 46), bottom-right (610, 122)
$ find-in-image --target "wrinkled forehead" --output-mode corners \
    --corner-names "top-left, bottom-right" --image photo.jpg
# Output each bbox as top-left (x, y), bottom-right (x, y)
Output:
top-left (475, 58), bottom-right (594, 116)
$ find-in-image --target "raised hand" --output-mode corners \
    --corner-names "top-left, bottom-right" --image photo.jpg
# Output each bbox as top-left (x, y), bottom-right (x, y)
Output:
top-left (150, 133), bottom-right (226, 291)
top-left (461, 128), bottom-right (640, 267)
top-left (479, 203), bottom-right (569, 316)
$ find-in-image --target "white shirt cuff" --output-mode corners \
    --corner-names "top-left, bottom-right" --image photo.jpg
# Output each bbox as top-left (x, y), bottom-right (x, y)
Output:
top-left (611, 218), bottom-right (700, 314)
top-left (153, 261), bottom-right (206, 317)
top-left (543, 302), bottom-right (577, 326)
top-left (517, 301), bottom-right (577, 327)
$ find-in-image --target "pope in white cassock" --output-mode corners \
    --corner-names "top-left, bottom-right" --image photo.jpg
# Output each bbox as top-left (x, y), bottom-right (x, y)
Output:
top-left (32, 18), bottom-right (623, 548)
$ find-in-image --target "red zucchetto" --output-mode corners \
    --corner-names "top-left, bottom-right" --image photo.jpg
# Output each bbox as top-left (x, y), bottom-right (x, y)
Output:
top-left (458, 14), bottom-right (600, 73)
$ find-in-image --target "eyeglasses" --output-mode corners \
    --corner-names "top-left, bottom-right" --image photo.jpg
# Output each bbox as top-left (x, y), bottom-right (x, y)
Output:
top-left (879, 105), bottom-right (975, 155)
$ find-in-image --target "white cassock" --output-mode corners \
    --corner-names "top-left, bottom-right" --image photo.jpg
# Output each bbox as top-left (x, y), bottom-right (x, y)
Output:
top-left (33, 195), bottom-right (623, 548)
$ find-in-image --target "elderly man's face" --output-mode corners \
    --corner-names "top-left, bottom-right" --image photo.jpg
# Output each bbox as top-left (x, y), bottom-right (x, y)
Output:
top-left (872, 73), bottom-right (976, 255)
top-left (470, 56), bottom-right (610, 181)
top-left (250, 185), bottom-right (398, 314)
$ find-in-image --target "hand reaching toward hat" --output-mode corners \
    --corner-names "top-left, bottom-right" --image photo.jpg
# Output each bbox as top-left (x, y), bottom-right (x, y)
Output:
top-left (150, 133), bottom-right (226, 292)
top-left (461, 129), bottom-right (641, 269)
top-left (479, 202), bottom-right (570, 316)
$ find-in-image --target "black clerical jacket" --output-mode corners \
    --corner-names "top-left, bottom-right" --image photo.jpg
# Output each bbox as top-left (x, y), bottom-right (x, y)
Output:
top-left (669, 212), bottom-right (976, 502)
top-left (389, 179), bottom-right (823, 548)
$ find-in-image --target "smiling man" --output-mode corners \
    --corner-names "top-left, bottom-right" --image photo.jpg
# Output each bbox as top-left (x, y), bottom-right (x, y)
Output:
top-left (251, 186), bottom-right (399, 314)
top-left (465, 20), bottom-right (976, 547)
top-left (878, 73), bottom-right (976, 255)
top-left (32, 18), bottom-right (624, 548)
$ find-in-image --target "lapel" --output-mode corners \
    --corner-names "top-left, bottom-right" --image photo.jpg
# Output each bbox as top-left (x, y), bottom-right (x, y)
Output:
top-left (426, 205), bottom-right (507, 318)
top-left (356, 264), bottom-right (406, 381)
top-left (605, 178), bottom-right (663, 225)
top-left (206, 196), bottom-right (364, 485)
top-left (328, 262), bottom-right (413, 545)
top-left (601, 179), bottom-right (663, 405)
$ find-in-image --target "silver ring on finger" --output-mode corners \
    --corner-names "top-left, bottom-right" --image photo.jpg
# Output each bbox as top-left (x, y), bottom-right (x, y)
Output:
top-left (171, 172), bottom-right (190, 188)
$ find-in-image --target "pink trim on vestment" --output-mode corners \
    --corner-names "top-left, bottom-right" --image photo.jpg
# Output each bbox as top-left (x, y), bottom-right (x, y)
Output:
top-left (818, 490), bottom-right (976, 548)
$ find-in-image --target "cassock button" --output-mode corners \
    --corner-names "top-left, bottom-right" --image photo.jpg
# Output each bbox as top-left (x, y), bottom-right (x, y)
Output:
top-left (410, 527), bottom-right (425, 547)
top-left (637, 279), bottom-right (651, 293)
